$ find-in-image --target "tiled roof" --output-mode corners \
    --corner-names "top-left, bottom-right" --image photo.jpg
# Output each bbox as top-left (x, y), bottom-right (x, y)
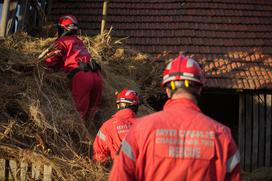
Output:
top-left (50, 1), bottom-right (102, 35)
top-left (50, 0), bottom-right (272, 90)
top-left (197, 51), bottom-right (272, 89)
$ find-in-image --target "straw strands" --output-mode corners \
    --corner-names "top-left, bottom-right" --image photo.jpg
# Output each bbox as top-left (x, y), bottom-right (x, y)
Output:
top-left (0, 31), bottom-right (158, 180)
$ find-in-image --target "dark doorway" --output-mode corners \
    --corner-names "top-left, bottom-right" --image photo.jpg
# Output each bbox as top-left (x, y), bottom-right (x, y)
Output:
top-left (146, 90), bottom-right (240, 142)
top-left (199, 92), bottom-right (239, 142)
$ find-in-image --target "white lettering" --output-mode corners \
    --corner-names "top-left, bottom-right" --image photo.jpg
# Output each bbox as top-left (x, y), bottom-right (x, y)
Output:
top-left (116, 125), bottom-right (132, 130)
top-left (118, 130), bottom-right (129, 134)
top-left (156, 129), bottom-right (177, 136)
top-left (178, 130), bottom-right (215, 139)
top-left (201, 140), bottom-right (214, 147)
top-left (168, 146), bottom-right (201, 158)
top-left (155, 138), bottom-right (199, 145)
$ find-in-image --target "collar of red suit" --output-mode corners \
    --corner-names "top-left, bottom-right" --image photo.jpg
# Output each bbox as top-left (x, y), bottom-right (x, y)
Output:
top-left (113, 108), bottom-right (136, 119)
top-left (163, 98), bottom-right (201, 112)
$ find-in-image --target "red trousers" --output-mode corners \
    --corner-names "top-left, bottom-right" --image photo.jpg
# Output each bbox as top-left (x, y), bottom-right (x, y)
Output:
top-left (70, 71), bottom-right (103, 120)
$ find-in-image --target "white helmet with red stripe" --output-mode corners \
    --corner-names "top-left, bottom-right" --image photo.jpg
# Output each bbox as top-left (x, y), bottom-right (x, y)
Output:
top-left (162, 55), bottom-right (204, 88)
top-left (58, 15), bottom-right (78, 31)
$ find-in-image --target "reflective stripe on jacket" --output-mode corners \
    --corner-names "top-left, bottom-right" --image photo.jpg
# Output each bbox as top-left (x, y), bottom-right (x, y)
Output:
top-left (109, 98), bottom-right (241, 181)
top-left (93, 108), bottom-right (136, 161)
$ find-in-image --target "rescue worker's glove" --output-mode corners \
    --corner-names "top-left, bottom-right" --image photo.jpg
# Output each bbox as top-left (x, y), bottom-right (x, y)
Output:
top-left (37, 43), bottom-right (60, 62)
top-left (78, 61), bottom-right (90, 72)
top-left (88, 60), bottom-right (101, 72)
top-left (45, 49), bottom-right (62, 60)
top-left (78, 60), bottom-right (101, 72)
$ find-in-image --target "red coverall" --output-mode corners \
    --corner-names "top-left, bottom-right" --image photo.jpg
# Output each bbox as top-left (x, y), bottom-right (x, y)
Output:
top-left (45, 35), bottom-right (103, 120)
top-left (93, 108), bottom-right (136, 161)
top-left (109, 98), bottom-right (241, 181)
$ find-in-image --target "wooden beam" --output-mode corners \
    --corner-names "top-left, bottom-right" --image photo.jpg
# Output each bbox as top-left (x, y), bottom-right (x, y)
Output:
top-left (17, 0), bottom-right (29, 31)
top-left (5, 160), bottom-right (9, 180)
top-left (0, 0), bottom-right (11, 37)
top-left (31, 163), bottom-right (41, 180)
top-left (265, 94), bottom-right (271, 167)
top-left (9, 160), bottom-right (17, 180)
top-left (258, 94), bottom-right (265, 167)
top-left (6, 1), bottom-right (19, 35)
top-left (252, 95), bottom-right (259, 170)
top-left (0, 159), bottom-right (6, 180)
top-left (46, 0), bottom-right (53, 16)
top-left (39, 0), bottom-right (46, 27)
top-left (31, 5), bottom-right (37, 28)
top-left (20, 162), bottom-right (28, 181)
top-left (100, 0), bottom-right (108, 34)
top-left (238, 94), bottom-right (245, 169)
top-left (245, 94), bottom-right (253, 171)
top-left (30, 0), bottom-right (46, 28)
top-left (43, 165), bottom-right (52, 181)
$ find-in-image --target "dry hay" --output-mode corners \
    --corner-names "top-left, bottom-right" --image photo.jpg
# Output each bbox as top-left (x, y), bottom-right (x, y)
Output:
top-left (0, 31), bottom-right (156, 180)
top-left (81, 29), bottom-right (162, 115)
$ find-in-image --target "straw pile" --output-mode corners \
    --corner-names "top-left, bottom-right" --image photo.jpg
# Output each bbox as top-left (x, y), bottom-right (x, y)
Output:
top-left (0, 31), bottom-right (157, 180)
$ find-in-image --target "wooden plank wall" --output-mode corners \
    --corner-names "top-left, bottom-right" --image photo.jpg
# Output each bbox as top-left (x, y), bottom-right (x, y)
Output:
top-left (0, 159), bottom-right (52, 181)
top-left (239, 93), bottom-right (272, 171)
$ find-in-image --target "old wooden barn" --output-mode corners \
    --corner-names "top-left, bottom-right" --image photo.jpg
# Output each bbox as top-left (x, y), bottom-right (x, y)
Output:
top-left (1, 0), bottom-right (272, 172)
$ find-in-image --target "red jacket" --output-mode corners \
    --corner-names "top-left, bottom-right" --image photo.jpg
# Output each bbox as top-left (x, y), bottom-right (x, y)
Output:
top-left (45, 35), bottom-right (91, 73)
top-left (109, 98), bottom-right (241, 181)
top-left (93, 108), bottom-right (136, 161)
top-left (44, 35), bottom-right (103, 120)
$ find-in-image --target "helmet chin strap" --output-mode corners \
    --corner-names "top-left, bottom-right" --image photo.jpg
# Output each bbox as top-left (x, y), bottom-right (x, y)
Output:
top-left (116, 103), bottom-right (139, 113)
top-left (57, 26), bottom-right (77, 38)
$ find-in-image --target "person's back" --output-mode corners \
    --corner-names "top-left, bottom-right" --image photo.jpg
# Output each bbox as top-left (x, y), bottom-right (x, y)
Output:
top-left (93, 108), bottom-right (136, 161)
top-left (46, 35), bottom-right (91, 73)
top-left (109, 55), bottom-right (240, 181)
top-left (93, 89), bottom-right (141, 162)
top-left (113, 98), bottom-right (239, 180)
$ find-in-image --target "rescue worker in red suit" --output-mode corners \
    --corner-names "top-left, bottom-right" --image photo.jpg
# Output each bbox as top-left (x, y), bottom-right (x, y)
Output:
top-left (93, 88), bottom-right (141, 163)
top-left (110, 55), bottom-right (241, 181)
top-left (44, 15), bottom-right (103, 121)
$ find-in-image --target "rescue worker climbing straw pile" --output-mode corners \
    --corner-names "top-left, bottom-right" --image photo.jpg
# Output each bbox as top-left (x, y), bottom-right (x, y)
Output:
top-left (43, 15), bottom-right (103, 122)
top-left (110, 55), bottom-right (241, 180)
top-left (93, 88), bottom-right (141, 163)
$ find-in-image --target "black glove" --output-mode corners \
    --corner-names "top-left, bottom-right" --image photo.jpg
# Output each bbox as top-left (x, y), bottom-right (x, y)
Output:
top-left (88, 60), bottom-right (101, 72)
top-left (78, 61), bottom-right (90, 72)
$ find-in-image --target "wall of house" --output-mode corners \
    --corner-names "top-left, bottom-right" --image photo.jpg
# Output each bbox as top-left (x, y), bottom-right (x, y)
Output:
top-left (239, 92), bottom-right (272, 171)
top-left (198, 91), bottom-right (272, 171)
